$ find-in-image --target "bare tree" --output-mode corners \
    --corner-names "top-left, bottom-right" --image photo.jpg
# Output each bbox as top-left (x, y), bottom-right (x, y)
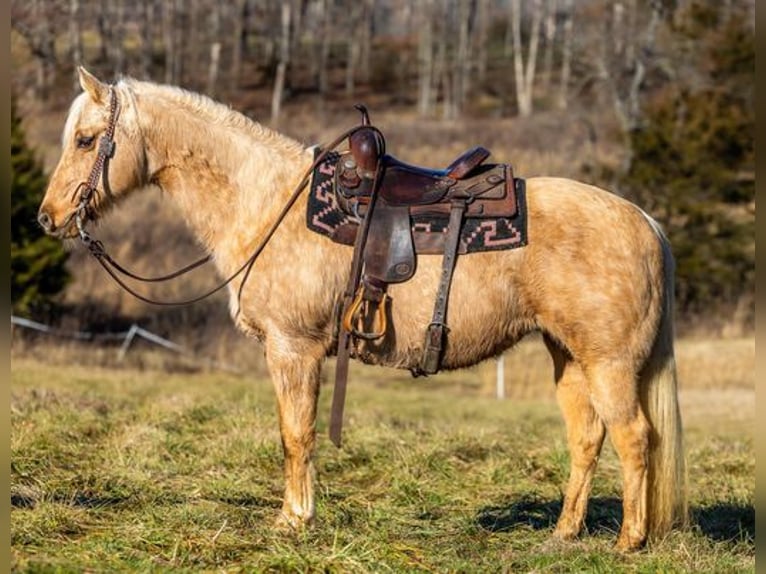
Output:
top-left (435, 1), bottom-right (453, 118)
top-left (207, 42), bottom-right (222, 97)
top-left (271, 1), bottom-right (291, 124)
top-left (162, 0), bottom-right (176, 83)
top-left (449, 0), bottom-right (473, 119)
top-left (511, 0), bottom-right (543, 117)
top-left (139, 0), bottom-right (155, 79)
top-left (597, 0), bottom-right (666, 133)
top-left (358, 0), bottom-right (375, 85)
top-left (31, 0), bottom-right (58, 100)
top-left (173, 0), bottom-right (186, 84)
top-left (11, 0), bottom-right (60, 99)
top-left (97, 0), bottom-right (111, 64)
top-left (556, 0), bottom-right (573, 109)
top-left (230, 0), bottom-right (248, 90)
top-left (475, 0), bottom-right (490, 85)
top-left (109, 0), bottom-right (126, 76)
top-left (540, 0), bottom-right (557, 93)
top-left (316, 0), bottom-right (332, 96)
top-left (345, 2), bottom-right (362, 97)
top-left (417, 0), bottom-right (436, 117)
top-left (69, 0), bottom-right (83, 92)
top-left (206, 3), bottom-right (222, 95)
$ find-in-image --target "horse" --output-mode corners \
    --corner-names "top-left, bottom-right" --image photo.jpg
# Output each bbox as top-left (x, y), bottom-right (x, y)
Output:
top-left (38, 67), bottom-right (687, 551)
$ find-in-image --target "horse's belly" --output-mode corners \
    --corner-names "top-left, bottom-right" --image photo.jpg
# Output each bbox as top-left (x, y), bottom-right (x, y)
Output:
top-left (352, 250), bottom-right (532, 371)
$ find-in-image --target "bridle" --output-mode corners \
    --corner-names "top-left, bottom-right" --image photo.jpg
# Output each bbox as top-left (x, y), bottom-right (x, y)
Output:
top-left (71, 86), bottom-right (379, 308)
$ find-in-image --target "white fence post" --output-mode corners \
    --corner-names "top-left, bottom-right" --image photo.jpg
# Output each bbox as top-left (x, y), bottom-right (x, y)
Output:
top-left (118, 324), bottom-right (140, 361)
top-left (496, 353), bottom-right (505, 400)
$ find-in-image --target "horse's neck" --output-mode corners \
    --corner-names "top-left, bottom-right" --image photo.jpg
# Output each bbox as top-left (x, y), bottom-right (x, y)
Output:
top-left (133, 85), bottom-right (310, 258)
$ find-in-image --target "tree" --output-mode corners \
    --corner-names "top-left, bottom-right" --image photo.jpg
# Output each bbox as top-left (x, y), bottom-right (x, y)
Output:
top-left (617, 3), bottom-right (754, 322)
top-left (510, 0), bottom-right (543, 117)
top-left (11, 101), bottom-right (70, 319)
top-left (270, 0), bottom-right (291, 124)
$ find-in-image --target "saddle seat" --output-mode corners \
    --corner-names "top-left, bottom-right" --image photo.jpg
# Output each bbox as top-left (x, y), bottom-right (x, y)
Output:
top-left (379, 146), bottom-right (491, 205)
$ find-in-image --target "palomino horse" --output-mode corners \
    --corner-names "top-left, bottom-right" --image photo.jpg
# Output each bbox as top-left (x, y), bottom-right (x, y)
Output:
top-left (39, 68), bottom-right (687, 551)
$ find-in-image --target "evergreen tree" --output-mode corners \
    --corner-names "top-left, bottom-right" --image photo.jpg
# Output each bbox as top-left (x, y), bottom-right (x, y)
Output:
top-left (617, 3), bottom-right (754, 320)
top-left (11, 100), bottom-right (70, 318)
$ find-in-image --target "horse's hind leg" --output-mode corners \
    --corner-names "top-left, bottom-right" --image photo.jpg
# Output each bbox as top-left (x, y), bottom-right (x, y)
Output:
top-left (265, 334), bottom-right (323, 528)
top-left (545, 335), bottom-right (606, 541)
top-left (586, 361), bottom-right (651, 551)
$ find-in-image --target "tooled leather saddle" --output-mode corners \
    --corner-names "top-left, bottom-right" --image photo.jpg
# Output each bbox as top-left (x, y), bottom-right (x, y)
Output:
top-left (311, 106), bottom-right (526, 446)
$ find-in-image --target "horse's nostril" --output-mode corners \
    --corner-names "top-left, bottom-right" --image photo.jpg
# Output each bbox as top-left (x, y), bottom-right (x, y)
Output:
top-left (37, 210), bottom-right (54, 232)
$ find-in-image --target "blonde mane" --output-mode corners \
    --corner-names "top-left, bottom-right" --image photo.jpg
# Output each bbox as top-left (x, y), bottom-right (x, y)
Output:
top-left (118, 77), bottom-right (307, 156)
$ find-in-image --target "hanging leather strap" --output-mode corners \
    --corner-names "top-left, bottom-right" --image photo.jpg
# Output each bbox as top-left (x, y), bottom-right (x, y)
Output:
top-left (419, 199), bottom-right (467, 375)
top-left (329, 159), bottom-right (385, 448)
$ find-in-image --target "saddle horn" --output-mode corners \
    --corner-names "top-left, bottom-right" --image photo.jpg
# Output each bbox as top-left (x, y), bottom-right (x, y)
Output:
top-left (349, 104), bottom-right (385, 174)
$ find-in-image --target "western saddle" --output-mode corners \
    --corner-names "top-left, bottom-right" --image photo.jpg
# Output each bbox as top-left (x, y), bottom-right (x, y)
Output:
top-left (329, 106), bottom-right (518, 446)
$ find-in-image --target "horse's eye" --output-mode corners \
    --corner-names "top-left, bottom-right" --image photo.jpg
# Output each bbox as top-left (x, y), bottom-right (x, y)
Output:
top-left (76, 135), bottom-right (95, 150)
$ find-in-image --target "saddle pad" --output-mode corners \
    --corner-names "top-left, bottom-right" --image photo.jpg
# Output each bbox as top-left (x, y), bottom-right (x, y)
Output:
top-left (306, 151), bottom-right (528, 255)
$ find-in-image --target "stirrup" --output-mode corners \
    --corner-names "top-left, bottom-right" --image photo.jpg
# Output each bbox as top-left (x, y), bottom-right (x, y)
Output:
top-left (342, 286), bottom-right (389, 340)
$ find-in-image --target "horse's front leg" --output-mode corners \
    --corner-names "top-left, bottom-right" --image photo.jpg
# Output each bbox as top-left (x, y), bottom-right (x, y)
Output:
top-left (265, 334), bottom-right (324, 528)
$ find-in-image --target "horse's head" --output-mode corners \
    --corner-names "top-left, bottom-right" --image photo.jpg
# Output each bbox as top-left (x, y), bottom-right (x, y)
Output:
top-left (38, 67), bottom-right (147, 238)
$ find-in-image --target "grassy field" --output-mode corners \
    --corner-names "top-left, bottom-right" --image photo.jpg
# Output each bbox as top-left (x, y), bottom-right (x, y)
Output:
top-left (11, 337), bottom-right (754, 573)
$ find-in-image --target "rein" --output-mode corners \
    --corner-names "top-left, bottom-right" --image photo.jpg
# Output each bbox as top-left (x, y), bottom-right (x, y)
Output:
top-left (73, 87), bottom-right (378, 307)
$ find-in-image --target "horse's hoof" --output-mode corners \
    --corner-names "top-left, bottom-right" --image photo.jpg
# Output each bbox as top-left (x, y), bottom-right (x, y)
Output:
top-left (275, 509), bottom-right (313, 532)
top-left (552, 523), bottom-right (581, 542)
top-left (615, 533), bottom-right (646, 552)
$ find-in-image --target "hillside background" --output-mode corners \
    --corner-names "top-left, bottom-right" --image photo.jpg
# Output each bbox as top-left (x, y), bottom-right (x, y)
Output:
top-left (10, 0), bottom-right (754, 371)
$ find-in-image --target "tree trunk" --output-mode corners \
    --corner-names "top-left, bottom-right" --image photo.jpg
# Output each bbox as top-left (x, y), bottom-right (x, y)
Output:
top-left (140, 0), bottom-right (155, 79)
top-left (316, 0), bottom-right (331, 95)
top-left (69, 0), bottom-right (83, 93)
top-left (437, 1), bottom-right (452, 119)
top-left (512, 0), bottom-right (543, 117)
top-left (271, 1), bottom-right (291, 125)
top-left (207, 42), bottom-right (221, 97)
top-left (32, 0), bottom-right (56, 100)
top-left (98, 0), bottom-right (111, 64)
top-left (449, 0), bottom-right (472, 119)
top-left (606, 0), bottom-right (663, 134)
top-left (173, 0), bottom-right (185, 84)
top-left (417, 0), bottom-right (435, 117)
top-left (475, 0), bottom-right (490, 85)
top-left (345, 3), bottom-right (361, 97)
top-left (109, 0), bottom-right (125, 76)
top-left (163, 0), bottom-right (175, 84)
top-left (540, 0), bottom-right (557, 93)
top-left (358, 0), bottom-right (374, 85)
top-left (556, 0), bottom-right (573, 109)
top-left (230, 0), bottom-right (247, 90)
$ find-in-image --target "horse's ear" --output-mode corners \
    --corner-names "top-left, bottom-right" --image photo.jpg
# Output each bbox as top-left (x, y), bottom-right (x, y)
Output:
top-left (78, 66), bottom-right (108, 104)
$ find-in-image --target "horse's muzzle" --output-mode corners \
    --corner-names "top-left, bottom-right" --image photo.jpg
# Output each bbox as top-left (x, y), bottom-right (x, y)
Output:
top-left (37, 208), bottom-right (78, 238)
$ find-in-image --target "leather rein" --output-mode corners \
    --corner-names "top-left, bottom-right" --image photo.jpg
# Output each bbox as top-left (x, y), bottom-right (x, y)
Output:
top-left (73, 86), bottom-right (377, 308)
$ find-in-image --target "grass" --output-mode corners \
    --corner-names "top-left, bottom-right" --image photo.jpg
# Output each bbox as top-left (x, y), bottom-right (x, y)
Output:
top-left (10, 337), bottom-right (754, 572)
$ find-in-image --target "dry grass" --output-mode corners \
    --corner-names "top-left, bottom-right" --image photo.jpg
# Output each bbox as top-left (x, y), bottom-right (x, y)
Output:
top-left (10, 335), bottom-right (754, 572)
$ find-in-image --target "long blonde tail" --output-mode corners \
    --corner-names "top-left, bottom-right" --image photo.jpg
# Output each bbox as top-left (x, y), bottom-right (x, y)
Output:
top-left (641, 231), bottom-right (688, 539)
